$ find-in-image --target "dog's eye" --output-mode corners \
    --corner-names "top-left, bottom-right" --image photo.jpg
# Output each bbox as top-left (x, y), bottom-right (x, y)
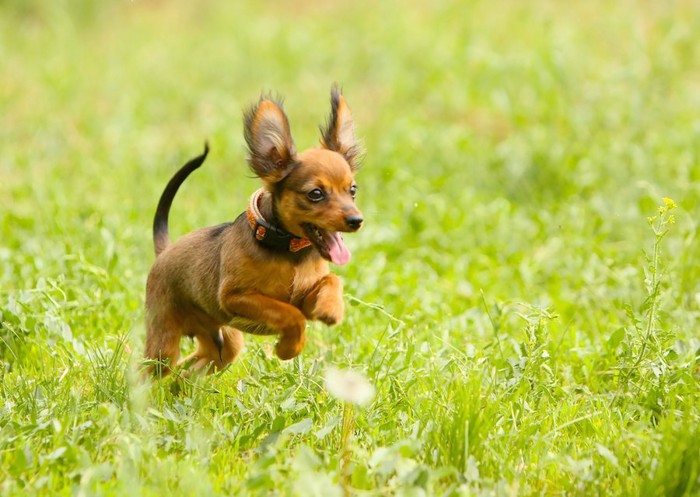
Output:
top-left (307, 188), bottom-right (325, 202)
top-left (349, 185), bottom-right (358, 199)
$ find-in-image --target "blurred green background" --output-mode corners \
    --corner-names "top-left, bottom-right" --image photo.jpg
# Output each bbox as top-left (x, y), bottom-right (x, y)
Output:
top-left (1, 0), bottom-right (699, 495)
top-left (3, 0), bottom-right (699, 333)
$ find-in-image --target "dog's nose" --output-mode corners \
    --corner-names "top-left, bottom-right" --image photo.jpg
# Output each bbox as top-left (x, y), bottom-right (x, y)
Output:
top-left (345, 214), bottom-right (363, 231)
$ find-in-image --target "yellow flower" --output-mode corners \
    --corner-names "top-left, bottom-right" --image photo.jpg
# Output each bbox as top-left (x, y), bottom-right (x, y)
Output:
top-left (662, 197), bottom-right (677, 210)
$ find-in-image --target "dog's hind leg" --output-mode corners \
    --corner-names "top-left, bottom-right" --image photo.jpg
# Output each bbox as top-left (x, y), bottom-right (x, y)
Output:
top-left (184, 326), bottom-right (245, 374)
top-left (143, 311), bottom-right (184, 378)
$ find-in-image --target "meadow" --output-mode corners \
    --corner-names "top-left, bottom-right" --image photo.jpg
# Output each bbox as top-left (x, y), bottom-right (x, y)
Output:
top-left (1, 0), bottom-right (699, 495)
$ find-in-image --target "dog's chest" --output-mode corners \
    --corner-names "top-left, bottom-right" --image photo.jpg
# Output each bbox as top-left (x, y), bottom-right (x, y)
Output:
top-left (255, 257), bottom-right (329, 304)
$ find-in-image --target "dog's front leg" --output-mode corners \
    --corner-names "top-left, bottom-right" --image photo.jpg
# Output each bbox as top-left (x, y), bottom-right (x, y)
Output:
top-left (302, 274), bottom-right (344, 326)
top-left (220, 292), bottom-right (307, 360)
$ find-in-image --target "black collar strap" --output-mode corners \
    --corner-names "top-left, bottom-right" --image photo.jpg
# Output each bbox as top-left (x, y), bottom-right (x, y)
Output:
top-left (246, 189), bottom-right (313, 253)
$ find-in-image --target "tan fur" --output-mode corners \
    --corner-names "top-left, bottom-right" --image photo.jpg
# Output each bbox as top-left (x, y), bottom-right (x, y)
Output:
top-left (144, 88), bottom-right (363, 377)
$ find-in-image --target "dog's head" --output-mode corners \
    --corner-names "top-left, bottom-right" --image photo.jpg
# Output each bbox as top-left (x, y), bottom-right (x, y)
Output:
top-left (244, 87), bottom-right (363, 265)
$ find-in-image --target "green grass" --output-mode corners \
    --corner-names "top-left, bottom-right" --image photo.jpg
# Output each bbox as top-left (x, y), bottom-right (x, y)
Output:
top-left (2, 0), bottom-right (700, 495)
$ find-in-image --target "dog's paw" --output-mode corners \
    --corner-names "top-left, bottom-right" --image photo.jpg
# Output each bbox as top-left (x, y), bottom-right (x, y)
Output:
top-left (275, 317), bottom-right (307, 360)
top-left (311, 277), bottom-right (344, 325)
top-left (275, 335), bottom-right (306, 360)
top-left (314, 307), bottom-right (344, 326)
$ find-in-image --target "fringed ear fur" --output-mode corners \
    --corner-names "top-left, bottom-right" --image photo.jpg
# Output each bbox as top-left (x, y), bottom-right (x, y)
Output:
top-left (244, 98), bottom-right (297, 184)
top-left (320, 86), bottom-right (362, 170)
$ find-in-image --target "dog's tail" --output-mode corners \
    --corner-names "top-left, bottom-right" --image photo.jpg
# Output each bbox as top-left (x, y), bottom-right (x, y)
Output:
top-left (153, 143), bottom-right (209, 256)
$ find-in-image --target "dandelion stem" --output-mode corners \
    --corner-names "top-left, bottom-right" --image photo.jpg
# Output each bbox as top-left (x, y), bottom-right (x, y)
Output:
top-left (340, 402), bottom-right (355, 497)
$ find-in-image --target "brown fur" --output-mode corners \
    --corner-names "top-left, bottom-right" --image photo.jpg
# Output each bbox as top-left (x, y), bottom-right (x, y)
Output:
top-left (144, 87), bottom-right (363, 377)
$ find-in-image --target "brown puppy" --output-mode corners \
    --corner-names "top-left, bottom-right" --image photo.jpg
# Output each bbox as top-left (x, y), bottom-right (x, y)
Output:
top-left (144, 87), bottom-right (363, 377)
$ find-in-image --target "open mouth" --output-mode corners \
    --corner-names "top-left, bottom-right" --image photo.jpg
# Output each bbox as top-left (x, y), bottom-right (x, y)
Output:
top-left (302, 223), bottom-right (351, 265)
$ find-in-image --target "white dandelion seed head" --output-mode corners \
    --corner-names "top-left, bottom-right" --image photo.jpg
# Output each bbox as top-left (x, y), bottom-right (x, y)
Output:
top-left (324, 367), bottom-right (375, 406)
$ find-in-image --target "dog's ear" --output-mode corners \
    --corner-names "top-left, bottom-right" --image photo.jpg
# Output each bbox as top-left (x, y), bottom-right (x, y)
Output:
top-left (320, 86), bottom-right (362, 170)
top-left (244, 98), bottom-right (297, 185)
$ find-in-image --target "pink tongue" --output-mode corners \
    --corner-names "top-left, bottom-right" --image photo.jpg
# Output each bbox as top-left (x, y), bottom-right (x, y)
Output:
top-left (328, 232), bottom-right (351, 265)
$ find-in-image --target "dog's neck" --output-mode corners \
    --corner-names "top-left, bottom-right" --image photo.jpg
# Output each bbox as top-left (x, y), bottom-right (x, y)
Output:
top-left (256, 190), bottom-right (282, 229)
top-left (247, 189), bottom-right (312, 253)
